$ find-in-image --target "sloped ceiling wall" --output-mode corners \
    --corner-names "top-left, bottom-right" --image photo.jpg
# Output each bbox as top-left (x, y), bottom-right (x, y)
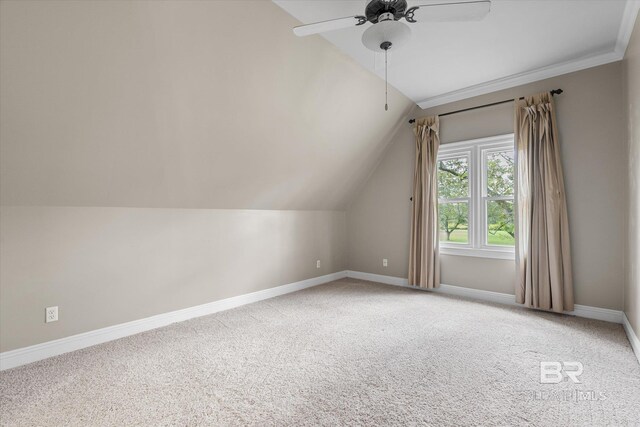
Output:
top-left (0, 0), bottom-right (415, 210)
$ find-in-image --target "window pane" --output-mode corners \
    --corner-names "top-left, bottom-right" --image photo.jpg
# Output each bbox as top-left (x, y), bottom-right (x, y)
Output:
top-left (439, 202), bottom-right (469, 244)
top-left (486, 151), bottom-right (514, 197)
top-left (438, 156), bottom-right (469, 199)
top-left (487, 200), bottom-right (515, 246)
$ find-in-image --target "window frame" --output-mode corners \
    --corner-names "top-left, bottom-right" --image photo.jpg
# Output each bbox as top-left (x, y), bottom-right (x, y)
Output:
top-left (437, 134), bottom-right (516, 260)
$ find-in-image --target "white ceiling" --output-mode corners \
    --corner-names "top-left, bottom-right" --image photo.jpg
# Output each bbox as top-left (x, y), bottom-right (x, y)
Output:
top-left (274, 0), bottom-right (640, 108)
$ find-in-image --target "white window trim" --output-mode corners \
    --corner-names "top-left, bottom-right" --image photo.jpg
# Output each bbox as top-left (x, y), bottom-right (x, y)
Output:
top-left (438, 134), bottom-right (516, 260)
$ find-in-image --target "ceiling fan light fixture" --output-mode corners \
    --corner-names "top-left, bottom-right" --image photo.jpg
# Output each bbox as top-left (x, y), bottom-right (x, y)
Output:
top-left (361, 19), bottom-right (411, 52)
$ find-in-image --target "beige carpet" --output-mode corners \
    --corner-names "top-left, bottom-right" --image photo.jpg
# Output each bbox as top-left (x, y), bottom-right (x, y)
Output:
top-left (1, 279), bottom-right (639, 426)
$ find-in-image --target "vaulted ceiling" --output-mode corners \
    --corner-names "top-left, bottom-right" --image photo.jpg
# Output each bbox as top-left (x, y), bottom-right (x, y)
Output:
top-left (0, 0), bottom-right (415, 210)
top-left (274, 0), bottom-right (639, 108)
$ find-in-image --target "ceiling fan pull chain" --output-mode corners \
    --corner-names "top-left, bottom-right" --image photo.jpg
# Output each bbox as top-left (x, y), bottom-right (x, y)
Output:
top-left (385, 48), bottom-right (388, 111)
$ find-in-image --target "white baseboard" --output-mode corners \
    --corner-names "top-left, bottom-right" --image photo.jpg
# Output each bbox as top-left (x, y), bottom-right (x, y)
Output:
top-left (622, 312), bottom-right (640, 365)
top-left (347, 270), bottom-right (409, 287)
top-left (568, 305), bottom-right (623, 324)
top-left (4, 270), bottom-right (633, 371)
top-left (0, 271), bottom-right (348, 371)
top-left (346, 270), bottom-right (624, 324)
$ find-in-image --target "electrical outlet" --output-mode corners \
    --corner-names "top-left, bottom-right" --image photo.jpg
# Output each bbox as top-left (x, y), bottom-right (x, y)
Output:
top-left (383, 258), bottom-right (388, 267)
top-left (316, 260), bottom-right (321, 269)
top-left (45, 306), bottom-right (58, 323)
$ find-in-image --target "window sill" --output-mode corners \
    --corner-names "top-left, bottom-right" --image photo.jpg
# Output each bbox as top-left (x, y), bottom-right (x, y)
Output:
top-left (440, 246), bottom-right (515, 260)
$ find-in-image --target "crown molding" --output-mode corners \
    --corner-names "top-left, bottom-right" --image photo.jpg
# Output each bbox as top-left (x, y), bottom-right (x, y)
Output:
top-left (416, 0), bottom-right (639, 110)
top-left (616, 0), bottom-right (640, 56)
top-left (416, 50), bottom-right (621, 109)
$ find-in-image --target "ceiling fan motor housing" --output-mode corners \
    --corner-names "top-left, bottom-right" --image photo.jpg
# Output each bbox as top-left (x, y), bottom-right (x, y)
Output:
top-left (365, 0), bottom-right (408, 23)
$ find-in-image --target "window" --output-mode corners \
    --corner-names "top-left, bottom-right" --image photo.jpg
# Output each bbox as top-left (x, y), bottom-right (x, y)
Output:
top-left (437, 134), bottom-right (515, 259)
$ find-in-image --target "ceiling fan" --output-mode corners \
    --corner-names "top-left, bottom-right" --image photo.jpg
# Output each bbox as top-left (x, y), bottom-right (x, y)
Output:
top-left (292, 0), bottom-right (492, 111)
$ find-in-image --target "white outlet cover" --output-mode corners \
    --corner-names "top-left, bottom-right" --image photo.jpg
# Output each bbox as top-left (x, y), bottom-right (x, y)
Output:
top-left (316, 260), bottom-right (321, 268)
top-left (383, 259), bottom-right (388, 267)
top-left (45, 306), bottom-right (58, 323)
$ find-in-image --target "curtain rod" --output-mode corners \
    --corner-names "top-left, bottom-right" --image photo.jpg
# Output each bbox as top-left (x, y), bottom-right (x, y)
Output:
top-left (408, 89), bottom-right (563, 124)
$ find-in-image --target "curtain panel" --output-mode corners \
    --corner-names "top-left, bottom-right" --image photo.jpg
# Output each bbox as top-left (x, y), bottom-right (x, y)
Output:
top-left (408, 116), bottom-right (440, 289)
top-left (515, 92), bottom-right (574, 312)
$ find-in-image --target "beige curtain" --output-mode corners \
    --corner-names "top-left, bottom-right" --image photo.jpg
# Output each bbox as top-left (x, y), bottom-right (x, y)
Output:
top-left (408, 116), bottom-right (440, 289)
top-left (515, 92), bottom-right (573, 312)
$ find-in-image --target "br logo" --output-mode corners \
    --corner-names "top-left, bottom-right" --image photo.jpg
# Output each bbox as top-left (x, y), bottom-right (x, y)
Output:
top-left (540, 361), bottom-right (584, 384)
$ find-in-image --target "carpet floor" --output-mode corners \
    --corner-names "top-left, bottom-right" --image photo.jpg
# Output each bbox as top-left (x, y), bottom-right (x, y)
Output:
top-left (1, 279), bottom-right (639, 426)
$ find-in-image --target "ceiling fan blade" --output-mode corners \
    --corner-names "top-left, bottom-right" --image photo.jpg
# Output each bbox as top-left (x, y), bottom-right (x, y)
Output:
top-left (293, 16), bottom-right (366, 37)
top-left (406, 1), bottom-right (491, 23)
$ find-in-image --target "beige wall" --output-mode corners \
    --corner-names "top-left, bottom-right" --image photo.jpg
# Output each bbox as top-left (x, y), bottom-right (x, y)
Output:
top-left (348, 62), bottom-right (627, 310)
top-left (1, 0), bottom-right (633, 353)
top-left (624, 11), bottom-right (640, 336)
top-left (0, 208), bottom-right (346, 352)
top-left (0, 1), bottom-right (414, 352)
top-left (0, 0), bottom-right (414, 210)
